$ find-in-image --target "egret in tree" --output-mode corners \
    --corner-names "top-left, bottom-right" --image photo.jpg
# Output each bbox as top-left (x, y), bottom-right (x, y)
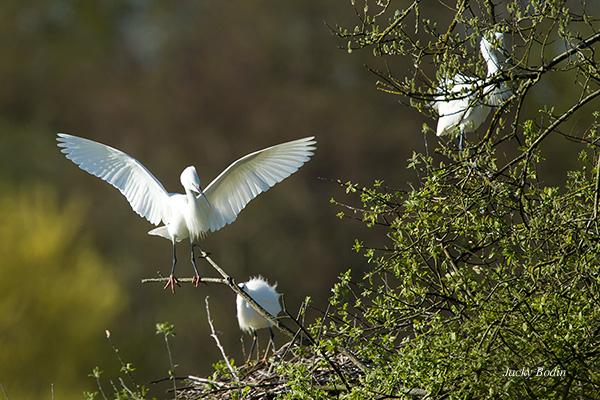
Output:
top-left (432, 32), bottom-right (512, 148)
top-left (57, 134), bottom-right (316, 292)
top-left (237, 276), bottom-right (282, 363)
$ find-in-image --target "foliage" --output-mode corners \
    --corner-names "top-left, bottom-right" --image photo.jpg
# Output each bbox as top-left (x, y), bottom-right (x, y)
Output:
top-left (3, 0), bottom-right (600, 398)
top-left (315, 0), bottom-right (600, 398)
top-left (92, 1), bottom-right (600, 398)
top-left (85, 331), bottom-right (149, 400)
top-left (0, 184), bottom-right (123, 400)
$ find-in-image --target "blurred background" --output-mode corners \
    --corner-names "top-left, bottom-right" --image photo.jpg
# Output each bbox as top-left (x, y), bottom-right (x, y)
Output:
top-left (0, 1), bottom-right (595, 399)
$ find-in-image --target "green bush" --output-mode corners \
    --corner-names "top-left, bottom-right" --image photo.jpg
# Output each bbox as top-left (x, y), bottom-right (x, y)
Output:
top-left (314, 0), bottom-right (600, 398)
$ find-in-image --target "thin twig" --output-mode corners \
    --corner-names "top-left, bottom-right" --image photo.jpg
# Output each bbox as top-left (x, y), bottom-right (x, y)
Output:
top-left (494, 88), bottom-right (600, 179)
top-left (187, 375), bottom-right (228, 388)
top-left (105, 330), bottom-right (139, 389)
top-left (205, 296), bottom-right (239, 382)
top-left (538, 32), bottom-right (600, 74)
top-left (118, 378), bottom-right (136, 399)
top-left (90, 367), bottom-right (108, 400)
top-left (162, 331), bottom-right (177, 399)
top-left (0, 382), bottom-right (10, 400)
top-left (376, 1), bottom-right (418, 44)
top-left (587, 153), bottom-right (600, 234)
top-left (93, 370), bottom-right (108, 400)
top-left (283, 303), bottom-right (352, 392)
top-left (155, 323), bottom-right (178, 399)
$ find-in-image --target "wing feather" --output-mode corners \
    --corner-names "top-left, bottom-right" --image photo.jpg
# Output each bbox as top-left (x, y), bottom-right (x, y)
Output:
top-left (203, 137), bottom-right (316, 232)
top-left (57, 133), bottom-right (172, 225)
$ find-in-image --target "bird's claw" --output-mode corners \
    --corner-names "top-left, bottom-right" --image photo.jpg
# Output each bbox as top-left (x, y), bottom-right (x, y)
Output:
top-left (191, 275), bottom-right (202, 287)
top-left (164, 275), bottom-right (181, 294)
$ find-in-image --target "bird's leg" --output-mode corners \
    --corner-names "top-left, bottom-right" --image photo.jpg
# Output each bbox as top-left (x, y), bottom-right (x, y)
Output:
top-left (193, 243), bottom-right (210, 258)
top-left (246, 329), bottom-right (258, 365)
top-left (261, 327), bottom-right (276, 363)
top-left (164, 243), bottom-right (181, 294)
top-left (189, 241), bottom-right (201, 287)
top-left (458, 127), bottom-right (465, 151)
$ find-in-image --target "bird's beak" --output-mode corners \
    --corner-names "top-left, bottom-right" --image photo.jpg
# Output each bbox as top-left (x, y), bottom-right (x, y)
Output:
top-left (201, 191), bottom-right (211, 207)
top-left (500, 43), bottom-right (513, 66)
top-left (194, 184), bottom-right (211, 207)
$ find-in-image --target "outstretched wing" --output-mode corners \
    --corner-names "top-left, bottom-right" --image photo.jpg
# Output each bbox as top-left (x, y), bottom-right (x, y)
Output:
top-left (57, 133), bottom-right (172, 225)
top-left (203, 137), bottom-right (316, 232)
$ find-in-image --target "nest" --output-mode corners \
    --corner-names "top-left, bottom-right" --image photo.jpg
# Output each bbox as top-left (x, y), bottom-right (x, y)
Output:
top-left (175, 343), bottom-right (365, 399)
top-left (143, 259), bottom-right (427, 399)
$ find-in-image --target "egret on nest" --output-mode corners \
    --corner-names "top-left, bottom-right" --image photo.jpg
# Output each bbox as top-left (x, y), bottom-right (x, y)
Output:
top-left (57, 134), bottom-right (316, 292)
top-left (432, 32), bottom-right (512, 148)
top-left (237, 276), bottom-right (282, 363)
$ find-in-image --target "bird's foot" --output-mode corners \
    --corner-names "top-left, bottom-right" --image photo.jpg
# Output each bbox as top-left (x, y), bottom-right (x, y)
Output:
top-left (163, 275), bottom-right (181, 293)
top-left (191, 275), bottom-right (203, 287)
top-left (243, 355), bottom-right (270, 368)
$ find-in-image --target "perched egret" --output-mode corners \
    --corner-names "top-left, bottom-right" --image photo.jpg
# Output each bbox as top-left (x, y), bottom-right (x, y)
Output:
top-left (236, 276), bottom-right (281, 363)
top-left (432, 32), bottom-right (511, 148)
top-left (56, 134), bottom-right (316, 292)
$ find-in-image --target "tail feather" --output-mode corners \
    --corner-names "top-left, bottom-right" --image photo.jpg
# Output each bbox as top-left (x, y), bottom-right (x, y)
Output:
top-left (148, 226), bottom-right (170, 240)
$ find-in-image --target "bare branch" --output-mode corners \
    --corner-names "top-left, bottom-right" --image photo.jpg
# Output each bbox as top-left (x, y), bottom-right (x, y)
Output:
top-left (141, 276), bottom-right (225, 285)
top-left (205, 296), bottom-right (239, 382)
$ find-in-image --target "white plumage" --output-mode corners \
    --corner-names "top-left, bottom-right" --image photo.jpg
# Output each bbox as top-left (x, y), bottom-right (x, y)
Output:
top-left (57, 134), bottom-right (316, 292)
top-left (432, 32), bottom-right (511, 147)
top-left (237, 276), bottom-right (281, 363)
top-left (237, 276), bottom-right (282, 333)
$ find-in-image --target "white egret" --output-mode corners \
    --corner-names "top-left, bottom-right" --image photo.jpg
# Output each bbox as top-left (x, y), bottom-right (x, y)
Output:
top-left (432, 32), bottom-right (511, 148)
top-left (56, 134), bottom-right (316, 292)
top-left (236, 276), bottom-right (281, 363)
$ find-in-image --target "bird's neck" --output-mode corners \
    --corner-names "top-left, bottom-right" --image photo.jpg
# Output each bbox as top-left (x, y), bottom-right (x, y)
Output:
top-left (186, 189), bottom-right (209, 215)
top-left (185, 189), bottom-right (209, 238)
top-left (486, 56), bottom-right (501, 75)
top-left (482, 45), bottom-right (501, 76)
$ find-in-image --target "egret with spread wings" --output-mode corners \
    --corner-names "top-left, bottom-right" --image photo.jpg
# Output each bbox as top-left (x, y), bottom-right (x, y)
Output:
top-left (57, 134), bottom-right (316, 292)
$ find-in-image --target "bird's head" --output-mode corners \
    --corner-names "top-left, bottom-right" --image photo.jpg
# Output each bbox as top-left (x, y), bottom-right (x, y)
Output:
top-left (181, 166), bottom-right (210, 207)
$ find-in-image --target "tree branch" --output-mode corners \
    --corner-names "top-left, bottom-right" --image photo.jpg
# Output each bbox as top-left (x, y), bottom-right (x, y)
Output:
top-left (141, 276), bottom-right (225, 285)
top-left (141, 253), bottom-right (305, 345)
top-left (493, 87), bottom-right (600, 179)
